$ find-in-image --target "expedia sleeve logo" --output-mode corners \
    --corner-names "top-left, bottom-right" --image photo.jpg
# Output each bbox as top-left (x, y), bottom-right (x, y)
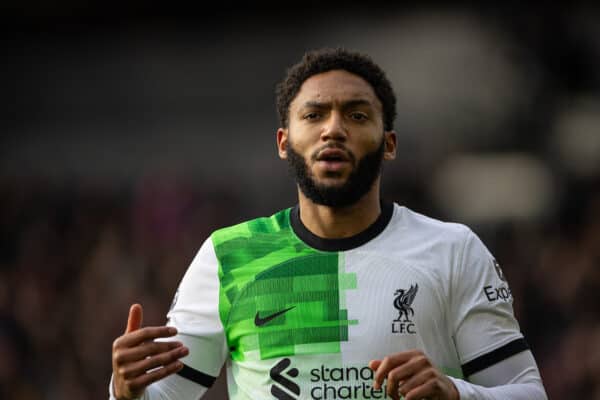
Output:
top-left (392, 284), bottom-right (419, 334)
top-left (483, 258), bottom-right (513, 302)
top-left (483, 285), bottom-right (513, 302)
top-left (492, 258), bottom-right (507, 282)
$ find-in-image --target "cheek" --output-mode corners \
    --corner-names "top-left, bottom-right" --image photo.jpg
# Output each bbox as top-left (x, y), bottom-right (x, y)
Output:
top-left (354, 135), bottom-right (382, 152)
top-left (287, 128), bottom-right (317, 153)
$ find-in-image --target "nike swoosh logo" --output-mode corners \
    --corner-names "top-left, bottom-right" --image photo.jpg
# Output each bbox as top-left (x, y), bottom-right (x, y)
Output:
top-left (254, 306), bottom-right (296, 327)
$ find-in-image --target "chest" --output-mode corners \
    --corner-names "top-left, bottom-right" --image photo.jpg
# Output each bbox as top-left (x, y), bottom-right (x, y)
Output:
top-left (223, 250), bottom-right (453, 363)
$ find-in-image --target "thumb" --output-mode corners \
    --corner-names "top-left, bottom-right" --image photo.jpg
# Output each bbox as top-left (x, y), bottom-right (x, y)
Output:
top-left (125, 303), bottom-right (143, 333)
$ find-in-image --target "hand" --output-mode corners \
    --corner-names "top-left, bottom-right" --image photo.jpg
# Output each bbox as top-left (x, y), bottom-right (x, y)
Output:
top-left (369, 350), bottom-right (459, 400)
top-left (112, 304), bottom-right (189, 400)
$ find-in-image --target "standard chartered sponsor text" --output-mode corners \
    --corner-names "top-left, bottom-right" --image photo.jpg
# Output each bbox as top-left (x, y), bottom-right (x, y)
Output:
top-left (308, 365), bottom-right (393, 399)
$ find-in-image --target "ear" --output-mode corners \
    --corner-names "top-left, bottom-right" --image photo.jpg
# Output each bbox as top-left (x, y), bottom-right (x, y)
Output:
top-left (277, 128), bottom-right (289, 159)
top-left (383, 131), bottom-right (397, 161)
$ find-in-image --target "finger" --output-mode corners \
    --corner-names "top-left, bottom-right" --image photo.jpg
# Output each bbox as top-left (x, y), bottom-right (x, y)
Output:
top-left (119, 345), bottom-right (189, 379)
top-left (126, 304), bottom-right (143, 334)
top-left (386, 352), bottom-right (430, 396)
top-left (373, 352), bottom-right (415, 390)
top-left (114, 326), bottom-right (178, 349)
top-left (368, 360), bottom-right (381, 370)
top-left (385, 367), bottom-right (406, 400)
top-left (385, 365), bottom-right (412, 400)
top-left (126, 359), bottom-right (185, 392)
top-left (396, 368), bottom-right (433, 398)
top-left (404, 379), bottom-right (437, 400)
top-left (373, 356), bottom-right (393, 390)
top-left (114, 341), bottom-right (184, 366)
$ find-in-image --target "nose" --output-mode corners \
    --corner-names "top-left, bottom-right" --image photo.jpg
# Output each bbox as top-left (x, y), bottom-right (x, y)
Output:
top-left (320, 111), bottom-right (347, 142)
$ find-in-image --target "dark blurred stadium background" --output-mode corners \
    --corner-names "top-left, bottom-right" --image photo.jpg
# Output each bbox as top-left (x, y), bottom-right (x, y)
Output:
top-left (1, 3), bottom-right (599, 399)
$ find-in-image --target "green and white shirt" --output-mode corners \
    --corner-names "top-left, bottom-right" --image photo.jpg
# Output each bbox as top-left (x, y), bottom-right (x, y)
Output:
top-left (159, 202), bottom-right (531, 400)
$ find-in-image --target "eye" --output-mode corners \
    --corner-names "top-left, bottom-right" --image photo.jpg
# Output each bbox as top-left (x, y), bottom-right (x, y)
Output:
top-left (349, 112), bottom-right (368, 121)
top-left (303, 112), bottom-right (321, 121)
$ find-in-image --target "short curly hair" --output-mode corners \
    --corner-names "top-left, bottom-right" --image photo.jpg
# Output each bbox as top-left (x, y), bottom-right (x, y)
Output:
top-left (275, 48), bottom-right (397, 131)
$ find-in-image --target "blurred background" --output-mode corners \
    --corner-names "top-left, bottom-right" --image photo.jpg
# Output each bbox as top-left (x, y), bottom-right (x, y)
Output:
top-left (2, 2), bottom-right (599, 399)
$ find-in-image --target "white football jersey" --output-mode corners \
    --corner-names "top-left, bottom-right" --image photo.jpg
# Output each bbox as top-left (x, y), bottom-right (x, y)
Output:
top-left (166, 202), bottom-right (527, 399)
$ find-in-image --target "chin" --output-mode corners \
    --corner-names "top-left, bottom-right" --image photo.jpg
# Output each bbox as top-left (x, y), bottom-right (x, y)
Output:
top-left (315, 169), bottom-right (348, 180)
top-left (315, 177), bottom-right (348, 188)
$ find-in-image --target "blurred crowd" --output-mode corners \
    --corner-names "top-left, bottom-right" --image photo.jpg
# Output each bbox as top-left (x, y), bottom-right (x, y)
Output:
top-left (0, 175), bottom-right (242, 399)
top-left (0, 172), bottom-right (598, 399)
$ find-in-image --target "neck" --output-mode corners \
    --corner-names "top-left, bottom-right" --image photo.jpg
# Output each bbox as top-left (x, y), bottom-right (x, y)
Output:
top-left (297, 180), bottom-right (382, 239)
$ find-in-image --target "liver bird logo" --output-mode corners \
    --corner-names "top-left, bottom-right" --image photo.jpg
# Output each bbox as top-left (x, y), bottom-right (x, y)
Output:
top-left (393, 284), bottom-right (419, 322)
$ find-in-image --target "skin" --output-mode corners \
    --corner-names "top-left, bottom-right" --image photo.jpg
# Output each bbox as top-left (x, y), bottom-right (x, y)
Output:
top-left (277, 69), bottom-right (396, 239)
top-left (369, 351), bottom-right (459, 400)
top-left (111, 69), bottom-right (458, 400)
top-left (278, 70), bottom-right (459, 400)
top-left (112, 304), bottom-right (189, 400)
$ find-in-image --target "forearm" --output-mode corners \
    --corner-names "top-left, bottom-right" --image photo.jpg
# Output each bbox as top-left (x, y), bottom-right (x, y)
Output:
top-left (450, 350), bottom-right (547, 400)
top-left (450, 378), bottom-right (547, 400)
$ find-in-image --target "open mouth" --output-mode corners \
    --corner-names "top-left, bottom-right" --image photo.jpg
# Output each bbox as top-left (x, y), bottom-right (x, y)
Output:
top-left (315, 148), bottom-right (352, 172)
top-left (316, 148), bottom-right (351, 163)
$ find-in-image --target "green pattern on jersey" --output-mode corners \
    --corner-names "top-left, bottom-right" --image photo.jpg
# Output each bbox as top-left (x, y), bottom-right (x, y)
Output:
top-left (212, 208), bottom-right (358, 362)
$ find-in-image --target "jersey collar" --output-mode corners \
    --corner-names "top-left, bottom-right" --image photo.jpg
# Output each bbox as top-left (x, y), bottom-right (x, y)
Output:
top-left (290, 201), bottom-right (394, 252)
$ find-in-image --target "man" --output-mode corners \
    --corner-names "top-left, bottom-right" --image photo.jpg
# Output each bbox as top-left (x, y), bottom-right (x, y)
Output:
top-left (110, 48), bottom-right (548, 400)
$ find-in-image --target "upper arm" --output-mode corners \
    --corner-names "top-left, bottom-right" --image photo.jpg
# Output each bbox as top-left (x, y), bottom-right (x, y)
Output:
top-left (451, 229), bottom-right (529, 381)
top-left (164, 237), bottom-right (229, 392)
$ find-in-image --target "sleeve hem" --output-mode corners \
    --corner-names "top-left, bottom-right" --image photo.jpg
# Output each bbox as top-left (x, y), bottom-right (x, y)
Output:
top-left (461, 337), bottom-right (530, 378)
top-left (176, 363), bottom-right (218, 388)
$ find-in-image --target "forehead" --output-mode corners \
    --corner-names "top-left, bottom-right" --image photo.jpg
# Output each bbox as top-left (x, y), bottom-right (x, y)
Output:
top-left (291, 69), bottom-right (381, 110)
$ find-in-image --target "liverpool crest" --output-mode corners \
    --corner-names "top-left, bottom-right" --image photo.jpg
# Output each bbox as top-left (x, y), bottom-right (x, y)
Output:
top-left (392, 284), bottom-right (418, 334)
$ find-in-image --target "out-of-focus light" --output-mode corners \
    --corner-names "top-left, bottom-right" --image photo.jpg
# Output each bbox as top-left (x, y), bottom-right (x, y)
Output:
top-left (342, 10), bottom-right (538, 151)
top-left (552, 97), bottom-right (600, 178)
top-left (431, 153), bottom-right (555, 223)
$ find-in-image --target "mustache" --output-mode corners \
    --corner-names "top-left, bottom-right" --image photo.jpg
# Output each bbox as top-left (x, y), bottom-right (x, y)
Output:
top-left (310, 143), bottom-right (356, 164)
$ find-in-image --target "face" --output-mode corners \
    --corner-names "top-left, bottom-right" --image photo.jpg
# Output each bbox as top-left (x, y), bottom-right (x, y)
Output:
top-left (277, 70), bottom-right (396, 207)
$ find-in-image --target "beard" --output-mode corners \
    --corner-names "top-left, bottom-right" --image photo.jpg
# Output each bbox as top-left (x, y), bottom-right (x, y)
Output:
top-left (286, 138), bottom-right (385, 208)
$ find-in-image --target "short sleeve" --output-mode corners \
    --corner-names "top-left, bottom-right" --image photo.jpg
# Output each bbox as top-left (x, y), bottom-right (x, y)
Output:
top-left (165, 236), bottom-right (229, 389)
top-left (451, 229), bottom-right (529, 379)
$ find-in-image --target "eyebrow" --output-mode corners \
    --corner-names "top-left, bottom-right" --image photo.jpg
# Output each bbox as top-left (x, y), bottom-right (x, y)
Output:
top-left (301, 99), bottom-right (375, 110)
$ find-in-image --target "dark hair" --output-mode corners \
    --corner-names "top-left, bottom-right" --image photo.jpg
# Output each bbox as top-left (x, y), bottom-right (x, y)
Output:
top-left (275, 47), bottom-right (397, 131)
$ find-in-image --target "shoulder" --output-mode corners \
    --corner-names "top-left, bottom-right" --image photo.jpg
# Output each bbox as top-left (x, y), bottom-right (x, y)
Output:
top-left (211, 207), bottom-right (291, 242)
top-left (393, 204), bottom-right (473, 245)
top-left (209, 207), bottom-right (294, 256)
top-left (398, 207), bottom-right (497, 278)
